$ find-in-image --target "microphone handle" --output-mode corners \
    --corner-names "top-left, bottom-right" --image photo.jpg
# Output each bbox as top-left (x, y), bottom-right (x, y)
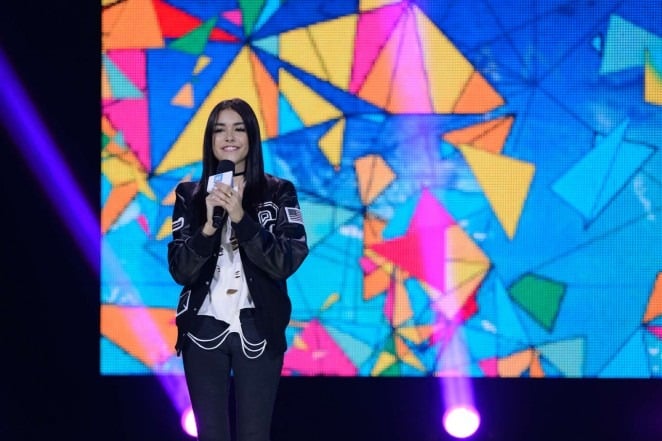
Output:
top-left (212, 207), bottom-right (224, 229)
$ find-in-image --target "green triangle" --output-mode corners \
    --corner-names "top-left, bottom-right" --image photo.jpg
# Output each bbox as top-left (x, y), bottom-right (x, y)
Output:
top-left (508, 274), bottom-right (565, 331)
top-left (169, 18), bottom-right (217, 55)
top-left (239, 0), bottom-right (265, 36)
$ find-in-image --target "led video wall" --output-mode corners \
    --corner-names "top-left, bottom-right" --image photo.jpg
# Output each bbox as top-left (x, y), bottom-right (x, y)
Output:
top-left (101, 0), bottom-right (662, 377)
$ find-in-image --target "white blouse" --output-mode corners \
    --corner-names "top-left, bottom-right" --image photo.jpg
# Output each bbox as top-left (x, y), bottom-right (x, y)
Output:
top-left (188, 217), bottom-right (266, 359)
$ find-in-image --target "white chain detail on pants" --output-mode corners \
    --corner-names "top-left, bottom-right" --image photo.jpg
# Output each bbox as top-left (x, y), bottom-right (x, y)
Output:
top-left (186, 317), bottom-right (267, 359)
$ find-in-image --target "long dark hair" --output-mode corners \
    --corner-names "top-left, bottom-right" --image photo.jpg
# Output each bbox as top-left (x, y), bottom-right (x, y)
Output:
top-left (193, 98), bottom-right (267, 223)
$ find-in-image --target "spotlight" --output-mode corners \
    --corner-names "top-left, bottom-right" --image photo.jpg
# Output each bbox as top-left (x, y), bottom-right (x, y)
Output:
top-left (443, 405), bottom-right (480, 439)
top-left (181, 406), bottom-right (197, 438)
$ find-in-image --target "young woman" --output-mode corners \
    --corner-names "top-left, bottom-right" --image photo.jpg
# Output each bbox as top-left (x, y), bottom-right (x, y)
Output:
top-left (168, 98), bottom-right (308, 441)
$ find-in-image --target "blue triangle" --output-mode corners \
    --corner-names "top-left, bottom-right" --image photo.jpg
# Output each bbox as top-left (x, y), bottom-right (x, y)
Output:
top-left (278, 93), bottom-right (305, 134)
top-left (599, 328), bottom-right (651, 378)
top-left (103, 54), bottom-right (142, 99)
top-left (253, 35), bottom-right (279, 57)
top-left (600, 15), bottom-right (661, 74)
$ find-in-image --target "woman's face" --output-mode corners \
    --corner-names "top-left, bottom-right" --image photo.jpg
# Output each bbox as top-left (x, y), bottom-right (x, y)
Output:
top-left (212, 108), bottom-right (249, 173)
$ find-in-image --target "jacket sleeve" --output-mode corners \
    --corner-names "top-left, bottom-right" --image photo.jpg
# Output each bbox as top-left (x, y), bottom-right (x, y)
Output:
top-left (167, 182), bottom-right (217, 286)
top-left (232, 179), bottom-right (309, 280)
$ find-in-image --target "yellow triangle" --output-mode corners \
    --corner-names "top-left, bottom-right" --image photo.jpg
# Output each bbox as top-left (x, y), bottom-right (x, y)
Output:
top-left (155, 46), bottom-right (267, 175)
top-left (645, 51), bottom-right (662, 105)
top-left (436, 269), bottom-right (485, 319)
top-left (193, 55), bottom-right (211, 75)
top-left (156, 216), bottom-right (172, 240)
top-left (370, 351), bottom-right (397, 376)
top-left (360, 0), bottom-right (403, 12)
top-left (321, 292), bottom-right (340, 310)
top-left (293, 333), bottom-right (308, 350)
top-left (280, 27), bottom-right (328, 81)
top-left (397, 324), bottom-right (434, 345)
top-left (319, 118), bottom-right (345, 169)
top-left (279, 68), bottom-right (343, 127)
top-left (458, 144), bottom-right (535, 239)
top-left (308, 15), bottom-right (357, 90)
top-left (414, 5), bottom-right (473, 113)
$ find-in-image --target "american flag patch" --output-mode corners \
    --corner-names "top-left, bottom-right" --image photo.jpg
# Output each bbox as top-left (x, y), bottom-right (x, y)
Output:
top-left (285, 207), bottom-right (304, 225)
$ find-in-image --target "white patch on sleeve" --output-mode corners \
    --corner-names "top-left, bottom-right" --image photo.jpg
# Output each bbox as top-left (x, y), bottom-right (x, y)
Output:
top-left (285, 207), bottom-right (304, 225)
top-left (172, 216), bottom-right (184, 232)
top-left (176, 290), bottom-right (191, 317)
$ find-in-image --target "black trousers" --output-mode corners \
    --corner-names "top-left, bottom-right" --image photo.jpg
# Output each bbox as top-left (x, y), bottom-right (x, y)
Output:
top-left (182, 313), bottom-right (284, 441)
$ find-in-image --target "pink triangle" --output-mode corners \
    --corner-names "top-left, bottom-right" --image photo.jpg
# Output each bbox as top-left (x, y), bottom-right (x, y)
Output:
top-left (648, 325), bottom-right (662, 339)
top-left (388, 8), bottom-right (432, 112)
top-left (106, 49), bottom-right (147, 91)
top-left (479, 357), bottom-right (499, 377)
top-left (137, 213), bottom-right (151, 236)
top-left (370, 230), bottom-right (446, 292)
top-left (282, 320), bottom-right (357, 376)
top-left (369, 190), bottom-right (455, 292)
top-left (222, 9), bottom-right (242, 27)
top-left (103, 98), bottom-right (151, 171)
top-left (350, 2), bottom-right (407, 94)
top-left (359, 255), bottom-right (379, 273)
top-left (408, 189), bottom-right (456, 232)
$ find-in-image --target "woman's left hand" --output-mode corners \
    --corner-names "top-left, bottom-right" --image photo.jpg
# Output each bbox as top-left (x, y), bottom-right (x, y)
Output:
top-left (214, 180), bottom-right (244, 223)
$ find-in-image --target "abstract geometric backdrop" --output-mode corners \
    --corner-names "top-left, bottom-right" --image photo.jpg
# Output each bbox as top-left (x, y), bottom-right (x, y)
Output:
top-left (101, 0), bottom-right (662, 378)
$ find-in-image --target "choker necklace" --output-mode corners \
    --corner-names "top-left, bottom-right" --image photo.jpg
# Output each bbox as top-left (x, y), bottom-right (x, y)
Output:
top-left (234, 171), bottom-right (245, 177)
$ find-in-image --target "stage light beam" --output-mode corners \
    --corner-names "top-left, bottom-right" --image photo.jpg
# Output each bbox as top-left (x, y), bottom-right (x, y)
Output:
top-left (443, 404), bottom-right (481, 439)
top-left (181, 406), bottom-right (197, 438)
top-left (0, 46), bottom-right (99, 273)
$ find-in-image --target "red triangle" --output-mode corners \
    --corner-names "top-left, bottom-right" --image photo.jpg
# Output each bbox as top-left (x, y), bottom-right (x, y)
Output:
top-left (153, 0), bottom-right (238, 42)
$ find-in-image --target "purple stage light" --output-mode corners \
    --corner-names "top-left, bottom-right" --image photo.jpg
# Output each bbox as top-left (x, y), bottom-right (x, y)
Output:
top-left (0, 46), bottom-right (99, 273)
top-left (0, 43), bottom-right (196, 435)
top-left (443, 404), bottom-right (481, 438)
top-left (181, 406), bottom-right (197, 438)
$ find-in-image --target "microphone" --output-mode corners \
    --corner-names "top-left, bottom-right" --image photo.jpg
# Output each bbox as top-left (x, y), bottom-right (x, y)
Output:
top-left (212, 160), bottom-right (234, 228)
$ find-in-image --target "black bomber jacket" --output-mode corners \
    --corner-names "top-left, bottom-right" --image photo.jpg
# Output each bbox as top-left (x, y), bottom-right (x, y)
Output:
top-left (167, 174), bottom-right (308, 355)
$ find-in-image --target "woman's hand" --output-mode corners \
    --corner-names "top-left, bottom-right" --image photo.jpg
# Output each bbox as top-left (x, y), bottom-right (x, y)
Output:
top-left (205, 180), bottom-right (245, 230)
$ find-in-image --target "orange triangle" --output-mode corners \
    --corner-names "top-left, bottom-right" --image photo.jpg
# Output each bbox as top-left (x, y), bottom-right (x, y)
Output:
top-left (101, 304), bottom-right (177, 367)
top-left (171, 83), bottom-right (194, 107)
top-left (102, 0), bottom-right (165, 50)
top-left (498, 348), bottom-right (533, 377)
top-left (643, 273), bottom-right (662, 323)
top-left (363, 213), bottom-right (386, 247)
top-left (357, 16), bottom-right (405, 109)
top-left (443, 116), bottom-right (514, 154)
top-left (101, 66), bottom-right (112, 100)
top-left (250, 51), bottom-right (279, 138)
top-left (398, 324), bottom-right (434, 345)
top-left (394, 335), bottom-right (425, 371)
top-left (363, 266), bottom-right (391, 300)
top-left (529, 351), bottom-right (545, 378)
top-left (101, 116), bottom-right (117, 138)
top-left (355, 154), bottom-right (395, 205)
top-left (101, 182), bottom-right (138, 233)
top-left (393, 273), bottom-right (413, 326)
top-left (453, 71), bottom-right (504, 114)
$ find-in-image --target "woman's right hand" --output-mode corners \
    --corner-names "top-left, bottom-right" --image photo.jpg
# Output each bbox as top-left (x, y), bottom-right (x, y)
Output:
top-left (202, 189), bottom-right (221, 236)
